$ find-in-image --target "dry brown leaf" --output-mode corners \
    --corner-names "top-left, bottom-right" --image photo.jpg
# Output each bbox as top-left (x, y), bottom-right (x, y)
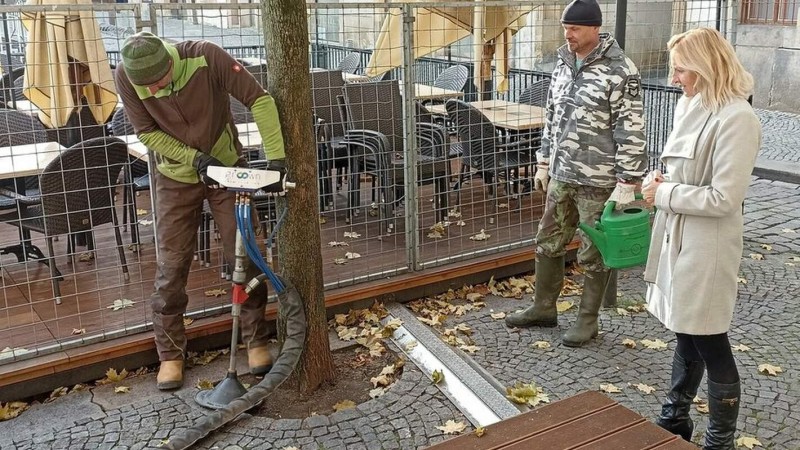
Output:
top-left (431, 369), bottom-right (445, 384)
top-left (735, 436), bottom-right (763, 449)
top-left (0, 401), bottom-right (29, 421)
top-left (641, 339), bottom-right (668, 350)
top-left (556, 300), bottom-right (574, 313)
top-left (98, 368), bottom-right (128, 385)
top-left (737, 277), bottom-right (748, 284)
top-left (436, 420), bottom-right (467, 435)
top-left (71, 328), bottom-right (86, 335)
top-left (333, 258), bottom-right (347, 265)
top-left (203, 288), bottom-right (227, 298)
top-left (196, 379), bottom-right (214, 390)
top-left (506, 381), bottom-right (550, 407)
top-left (45, 387), bottom-right (68, 403)
top-left (405, 340), bottom-right (418, 351)
top-left (318, 216), bottom-right (327, 225)
top-left (469, 229), bottom-right (491, 241)
top-left (136, 208), bottom-right (148, 216)
top-left (749, 253), bottom-right (764, 260)
top-left (465, 292), bottom-right (484, 302)
top-left (474, 427), bottom-right (486, 437)
top-left (732, 344), bottom-right (751, 352)
top-left (531, 341), bottom-right (551, 350)
top-left (459, 345), bottom-right (481, 354)
top-left (345, 251), bottom-right (361, 260)
top-left (600, 383), bottom-right (622, 393)
top-left (328, 241), bottom-right (349, 247)
top-left (616, 308), bottom-right (630, 317)
top-left (630, 383), bottom-right (656, 394)
top-left (107, 299), bottom-right (135, 311)
top-left (337, 327), bottom-right (358, 341)
top-left (758, 363), bottom-right (783, 376)
top-left (343, 231), bottom-right (361, 239)
top-left (370, 374), bottom-right (392, 387)
top-left (760, 243), bottom-right (772, 251)
top-left (490, 312), bottom-right (506, 320)
top-left (369, 387), bottom-right (386, 398)
top-left (183, 317), bottom-right (194, 327)
top-left (333, 400), bottom-right (356, 411)
top-left (781, 228), bottom-right (796, 233)
top-left (114, 386), bottom-right (130, 394)
top-left (138, 219), bottom-right (153, 226)
top-left (622, 338), bottom-right (637, 349)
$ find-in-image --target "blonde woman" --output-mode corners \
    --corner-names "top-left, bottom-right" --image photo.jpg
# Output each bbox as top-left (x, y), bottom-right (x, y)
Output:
top-left (641, 28), bottom-right (761, 449)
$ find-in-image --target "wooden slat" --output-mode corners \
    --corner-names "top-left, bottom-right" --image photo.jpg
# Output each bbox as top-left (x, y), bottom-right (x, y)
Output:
top-left (648, 440), bottom-right (700, 449)
top-left (571, 421), bottom-right (685, 450)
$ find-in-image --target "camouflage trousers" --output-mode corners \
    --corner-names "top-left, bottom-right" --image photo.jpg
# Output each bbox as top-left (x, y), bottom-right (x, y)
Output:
top-left (535, 179), bottom-right (614, 272)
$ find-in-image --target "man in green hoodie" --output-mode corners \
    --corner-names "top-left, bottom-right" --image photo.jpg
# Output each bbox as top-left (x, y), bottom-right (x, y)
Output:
top-left (116, 32), bottom-right (285, 390)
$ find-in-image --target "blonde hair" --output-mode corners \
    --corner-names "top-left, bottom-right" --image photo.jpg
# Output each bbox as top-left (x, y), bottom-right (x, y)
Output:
top-left (667, 27), bottom-right (753, 112)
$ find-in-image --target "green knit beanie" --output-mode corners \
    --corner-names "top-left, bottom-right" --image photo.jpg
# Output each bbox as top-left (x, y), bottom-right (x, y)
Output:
top-left (121, 31), bottom-right (171, 86)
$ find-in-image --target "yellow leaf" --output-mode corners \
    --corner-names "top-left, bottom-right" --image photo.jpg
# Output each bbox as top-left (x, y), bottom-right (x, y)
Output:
top-left (737, 277), bottom-right (748, 284)
top-left (370, 374), bottom-right (392, 387)
top-left (758, 363), bottom-right (783, 376)
top-left (556, 300), bottom-right (574, 313)
top-left (749, 253), bottom-right (764, 260)
top-left (760, 243), bottom-right (772, 251)
top-left (196, 379), bottom-right (214, 390)
top-left (630, 383), bottom-right (656, 394)
top-left (333, 400), bottom-right (356, 411)
top-left (71, 328), bottom-right (86, 335)
top-left (46, 387), bottom-right (68, 403)
top-left (114, 386), bottom-right (130, 394)
top-left (616, 308), bottom-right (630, 317)
top-left (469, 229), bottom-right (491, 241)
top-left (337, 327), bottom-right (358, 341)
top-left (474, 426), bottom-right (486, 437)
top-left (136, 208), bottom-right (148, 216)
top-left (405, 340), bottom-right (418, 351)
top-left (622, 338), bottom-right (637, 349)
top-left (0, 401), bottom-right (28, 421)
top-left (732, 344), bottom-right (751, 352)
top-left (531, 341), bottom-right (551, 350)
top-left (318, 216), bottom-right (327, 224)
top-left (490, 312), bottom-right (506, 320)
top-left (436, 419), bottom-right (467, 435)
top-left (102, 368), bottom-right (128, 384)
top-left (203, 288), bottom-right (227, 298)
top-left (735, 436), bottom-right (763, 449)
top-left (183, 317), bottom-right (194, 327)
top-left (107, 299), bottom-right (135, 311)
top-left (600, 383), bottom-right (622, 393)
top-left (641, 339), bottom-right (668, 350)
top-left (506, 381), bottom-right (548, 407)
top-left (696, 403), bottom-right (709, 414)
top-left (466, 292), bottom-right (484, 302)
top-left (432, 369), bottom-right (445, 384)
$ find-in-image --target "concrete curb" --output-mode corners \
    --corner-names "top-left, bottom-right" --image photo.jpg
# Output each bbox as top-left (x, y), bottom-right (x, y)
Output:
top-left (753, 158), bottom-right (800, 185)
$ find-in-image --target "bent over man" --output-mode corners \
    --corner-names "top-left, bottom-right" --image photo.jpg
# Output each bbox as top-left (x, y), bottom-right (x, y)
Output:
top-left (506, 0), bottom-right (646, 347)
top-left (116, 32), bottom-right (285, 390)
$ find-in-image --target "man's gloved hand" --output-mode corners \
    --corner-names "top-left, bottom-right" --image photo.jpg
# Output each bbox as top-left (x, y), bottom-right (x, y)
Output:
top-left (533, 163), bottom-right (550, 192)
top-left (262, 158), bottom-right (287, 195)
top-left (606, 180), bottom-right (637, 209)
top-left (193, 153), bottom-right (225, 188)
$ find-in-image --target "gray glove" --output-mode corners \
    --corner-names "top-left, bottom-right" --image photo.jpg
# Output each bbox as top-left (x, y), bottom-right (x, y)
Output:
top-left (192, 153), bottom-right (225, 188)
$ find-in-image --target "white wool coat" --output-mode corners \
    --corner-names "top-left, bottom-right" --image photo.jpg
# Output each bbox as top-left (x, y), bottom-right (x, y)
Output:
top-left (643, 94), bottom-right (761, 335)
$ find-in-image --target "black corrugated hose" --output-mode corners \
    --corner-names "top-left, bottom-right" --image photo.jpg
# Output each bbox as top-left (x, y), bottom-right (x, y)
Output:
top-left (163, 275), bottom-right (306, 450)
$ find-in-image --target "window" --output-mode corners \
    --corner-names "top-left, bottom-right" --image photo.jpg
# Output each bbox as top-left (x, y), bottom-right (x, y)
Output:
top-left (741, 0), bottom-right (799, 24)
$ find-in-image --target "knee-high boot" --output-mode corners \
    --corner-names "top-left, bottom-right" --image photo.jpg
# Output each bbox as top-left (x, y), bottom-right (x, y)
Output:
top-left (656, 353), bottom-right (706, 441)
top-left (505, 254), bottom-right (564, 328)
top-left (561, 270), bottom-right (610, 347)
top-left (703, 379), bottom-right (740, 450)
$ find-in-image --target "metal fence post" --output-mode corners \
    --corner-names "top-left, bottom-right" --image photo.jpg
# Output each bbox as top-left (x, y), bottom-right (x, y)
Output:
top-left (614, 0), bottom-right (627, 50)
top-left (401, 3), bottom-right (420, 270)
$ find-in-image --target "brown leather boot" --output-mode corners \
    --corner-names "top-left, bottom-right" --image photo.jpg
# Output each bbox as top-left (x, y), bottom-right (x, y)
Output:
top-left (156, 360), bottom-right (184, 391)
top-left (248, 346), bottom-right (273, 376)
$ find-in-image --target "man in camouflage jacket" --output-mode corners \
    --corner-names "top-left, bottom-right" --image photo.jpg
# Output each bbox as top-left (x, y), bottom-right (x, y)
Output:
top-left (506, 0), bottom-right (646, 347)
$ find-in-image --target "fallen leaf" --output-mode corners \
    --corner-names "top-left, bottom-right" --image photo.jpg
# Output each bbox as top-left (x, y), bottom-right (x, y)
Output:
top-left (45, 387), bottom-right (68, 403)
top-left (758, 363), bottom-right (783, 376)
top-left (328, 241), bottom-right (349, 247)
top-left (100, 368), bottom-right (128, 384)
top-left (183, 317), bottom-right (194, 327)
top-left (404, 340), bottom-right (418, 351)
top-left (370, 374), bottom-right (392, 387)
top-left (556, 300), bottom-right (574, 313)
top-left (282, 447), bottom-right (300, 450)
top-left (735, 436), bottom-right (763, 449)
top-left (631, 383), bottom-right (656, 394)
top-left (343, 231), bottom-right (361, 239)
top-left (760, 243), bottom-right (772, 251)
top-left (447, 208), bottom-right (462, 219)
top-left (0, 401), bottom-right (29, 421)
top-left (790, 256), bottom-right (800, 262)
top-left (436, 420), bottom-right (467, 435)
top-left (465, 293), bottom-right (484, 302)
top-left (333, 258), bottom-right (347, 265)
top-left (0, 347), bottom-right (30, 359)
top-left (474, 427), bottom-right (486, 437)
top-left (506, 381), bottom-right (550, 407)
top-left (641, 339), bottom-right (668, 350)
top-left (333, 400), bottom-right (356, 411)
top-left (71, 328), bottom-right (86, 335)
top-left (600, 383), bottom-right (622, 393)
top-left (136, 208), bottom-right (148, 216)
top-left (469, 229), bottom-right (491, 241)
top-left (459, 345), bottom-right (481, 353)
top-left (78, 252), bottom-right (94, 262)
top-left (694, 397), bottom-right (709, 414)
top-left (187, 350), bottom-right (222, 366)
top-left (616, 307), bottom-right (630, 317)
top-left (114, 386), bottom-right (130, 394)
top-left (737, 277), bottom-right (748, 284)
top-left (138, 219), bottom-right (153, 226)
top-left (107, 299), bottom-right (135, 311)
top-left (345, 252), bottom-right (361, 260)
top-left (781, 228), bottom-right (796, 233)
top-left (337, 327), bottom-right (358, 341)
top-left (626, 303), bottom-right (647, 313)
top-left (531, 341), bottom-right (551, 350)
top-left (490, 312), bottom-right (506, 320)
top-left (318, 216), bottom-right (327, 224)
top-left (732, 344), bottom-right (751, 352)
top-left (369, 387), bottom-right (385, 398)
top-left (622, 338), bottom-right (637, 349)
top-left (749, 253), bottom-right (764, 260)
top-left (196, 379), bottom-right (214, 390)
top-left (203, 289), bottom-right (227, 298)
top-left (432, 369), bottom-right (445, 384)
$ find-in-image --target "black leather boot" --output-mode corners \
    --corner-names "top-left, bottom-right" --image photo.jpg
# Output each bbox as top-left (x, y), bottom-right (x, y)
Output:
top-left (656, 353), bottom-right (706, 441)
top-left (703, 379), bottom-right (740, 450)
top-left (505, 254), bottom-right (564, 328)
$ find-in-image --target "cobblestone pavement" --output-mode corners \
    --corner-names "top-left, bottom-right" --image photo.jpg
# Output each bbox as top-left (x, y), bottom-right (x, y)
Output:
top-left (1, 109), bottom-right (799, 449)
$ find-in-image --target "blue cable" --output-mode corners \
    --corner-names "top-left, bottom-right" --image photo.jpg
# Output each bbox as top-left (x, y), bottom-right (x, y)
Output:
top-left (239, 201), bottom-right (284, 293)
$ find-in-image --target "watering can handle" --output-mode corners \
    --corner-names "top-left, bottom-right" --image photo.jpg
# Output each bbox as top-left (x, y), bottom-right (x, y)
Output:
top-left (603, 193), bottom-right (645, 217)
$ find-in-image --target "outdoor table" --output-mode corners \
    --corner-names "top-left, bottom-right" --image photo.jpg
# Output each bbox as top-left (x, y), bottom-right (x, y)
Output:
top-left (0, 141), bottom-right (66, 179)
top-left (427, 99), bottom-right (545, 132)
top-left (411, 84), bottom-right (463, 101)
top-left (7, 98), bottom-right (124, 117)
top-left (342, 72), bottom-right (370, 83)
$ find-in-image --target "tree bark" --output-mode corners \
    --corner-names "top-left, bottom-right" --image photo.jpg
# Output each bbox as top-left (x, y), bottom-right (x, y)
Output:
top-left (260, 0), bottom-right (336, 394)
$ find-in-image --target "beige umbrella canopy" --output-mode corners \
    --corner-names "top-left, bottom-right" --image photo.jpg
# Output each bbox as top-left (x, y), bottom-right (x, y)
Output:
top-left (21, 0), bottom-right (117, 128)
top-left (365, 1), bottom-right (531, 94)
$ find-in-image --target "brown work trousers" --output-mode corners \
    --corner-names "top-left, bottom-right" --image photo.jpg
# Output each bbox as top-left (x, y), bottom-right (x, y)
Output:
top-left (151, 171), bottom-right (269, 362)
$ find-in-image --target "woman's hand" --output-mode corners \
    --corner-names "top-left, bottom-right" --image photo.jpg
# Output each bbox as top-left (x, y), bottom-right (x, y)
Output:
top-left (642, 170), bottom-right (664, 207)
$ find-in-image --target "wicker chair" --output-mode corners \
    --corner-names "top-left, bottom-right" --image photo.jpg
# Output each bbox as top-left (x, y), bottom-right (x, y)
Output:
top-left (310, 69), bottom-right (348, 210)
top-left (110, 107), bottom-right (150, 248)
top-left (445, 99), bottom-right (536, 223)
top-left (337, 52), bottom-right (362, 75)
top-left (342, 80), bottom-right (450, 229)
top-left (0, 67), bottom-right (26, 105)
top-left (5, 137), bottom-right (131, 304)
top-left (48, 97), bottom-right (110, 148)
top-left (433, 65), bottom-right (469, 93)
top-left (518, 78), bottom-right (551, 107)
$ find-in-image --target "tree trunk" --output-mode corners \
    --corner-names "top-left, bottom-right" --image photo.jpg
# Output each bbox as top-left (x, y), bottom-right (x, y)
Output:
top-left (261, 0), bottom-right (336, 394)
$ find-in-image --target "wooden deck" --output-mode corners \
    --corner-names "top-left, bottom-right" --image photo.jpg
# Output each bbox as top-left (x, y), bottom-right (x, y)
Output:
top-left (426, 391), bottom-right (696, 450)
top-left (0, 171), bottom-right (546, 374)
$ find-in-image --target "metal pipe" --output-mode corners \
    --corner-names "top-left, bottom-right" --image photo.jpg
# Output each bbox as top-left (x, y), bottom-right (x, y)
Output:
top-left (614, 0), bottom-right (627, 50)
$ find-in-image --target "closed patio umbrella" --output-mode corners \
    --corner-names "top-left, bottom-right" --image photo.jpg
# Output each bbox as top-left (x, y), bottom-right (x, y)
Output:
top-left (21, 0), bottom-right (117, 128)
top-left (364, 1), bottom-right (532, 94)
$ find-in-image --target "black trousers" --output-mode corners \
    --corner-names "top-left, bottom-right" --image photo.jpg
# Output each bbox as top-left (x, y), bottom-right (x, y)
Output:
top-left (675, 332), bottom-right (739, 384)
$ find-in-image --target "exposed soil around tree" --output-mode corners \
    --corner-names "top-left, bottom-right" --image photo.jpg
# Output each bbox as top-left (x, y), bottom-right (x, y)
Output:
top-left (251, 345), bottom-right (398, 419)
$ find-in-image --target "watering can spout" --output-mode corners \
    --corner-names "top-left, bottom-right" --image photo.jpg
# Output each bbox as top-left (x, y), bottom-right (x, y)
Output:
top-left (578, 221), bottom-right (607, 256)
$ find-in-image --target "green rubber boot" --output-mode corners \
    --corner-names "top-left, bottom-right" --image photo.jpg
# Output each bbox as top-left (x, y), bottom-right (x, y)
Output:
top-left (505, 254), bottom-right (564, 328)
top-left (562, 270), bottom-right (610, 347)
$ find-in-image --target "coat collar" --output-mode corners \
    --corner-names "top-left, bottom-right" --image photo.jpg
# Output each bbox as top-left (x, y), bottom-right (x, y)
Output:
top-left (661, 94), bottom-right (712, 160)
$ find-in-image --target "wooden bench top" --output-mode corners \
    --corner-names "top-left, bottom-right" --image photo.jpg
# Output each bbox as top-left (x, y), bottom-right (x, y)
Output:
top-left (426, 391), bottom-right (696, 450)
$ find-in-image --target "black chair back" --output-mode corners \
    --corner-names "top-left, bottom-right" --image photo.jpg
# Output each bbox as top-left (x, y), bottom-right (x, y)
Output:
top-left (519, 78), bottom-right (551, 107)
top-left (0, 108), bottom-right (48, 146)
top-left (433, 65), bottom-right (469, 92)
top-left (445, 98), bottom-right (497, 170)
top-left (311, 69), bottom-right (347, 139)
top-left (337, 52), bottom-right (362, 75)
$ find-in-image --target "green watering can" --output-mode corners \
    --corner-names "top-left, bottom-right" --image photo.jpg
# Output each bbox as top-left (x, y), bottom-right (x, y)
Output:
top-left (578, 193), bottom-right (651, 269)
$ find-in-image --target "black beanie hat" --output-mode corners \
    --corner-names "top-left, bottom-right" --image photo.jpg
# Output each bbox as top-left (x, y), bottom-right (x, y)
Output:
top-left (561, 0), bottom-right (603, 26)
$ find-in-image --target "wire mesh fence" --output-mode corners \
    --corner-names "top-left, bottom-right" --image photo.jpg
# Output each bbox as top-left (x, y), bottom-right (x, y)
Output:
top-left (0, 0), bottom-right (759, 364)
